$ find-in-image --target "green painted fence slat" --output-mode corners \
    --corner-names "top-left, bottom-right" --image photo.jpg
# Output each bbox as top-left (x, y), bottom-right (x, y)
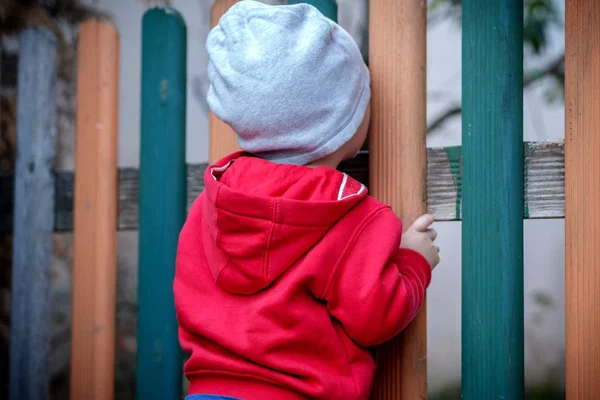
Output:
top-left (287, 0), bottom-right (337, 22)
top-left (462, 0), bottom-right (524, 398)
top-left (137, 8), bottom-right (187, 400)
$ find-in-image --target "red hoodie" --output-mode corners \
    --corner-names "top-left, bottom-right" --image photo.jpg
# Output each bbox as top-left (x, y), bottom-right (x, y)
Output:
top-left (174, 152), bottom-right (431, 400)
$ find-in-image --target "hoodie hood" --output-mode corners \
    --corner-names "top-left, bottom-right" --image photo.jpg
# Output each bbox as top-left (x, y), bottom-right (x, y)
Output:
top-left (202, 152), bottom-right (367, 295)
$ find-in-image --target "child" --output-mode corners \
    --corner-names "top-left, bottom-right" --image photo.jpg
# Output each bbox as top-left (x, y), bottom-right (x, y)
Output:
top-left (174, 2), bottom-right (440, 400)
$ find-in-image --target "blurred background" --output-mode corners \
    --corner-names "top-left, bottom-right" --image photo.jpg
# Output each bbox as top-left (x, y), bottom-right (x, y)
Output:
top-left (0, 0), bottom-right (565, 399)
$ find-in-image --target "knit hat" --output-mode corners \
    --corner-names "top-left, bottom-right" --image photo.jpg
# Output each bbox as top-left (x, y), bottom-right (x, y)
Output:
top-left (206, 0), bottom-right (370, 165)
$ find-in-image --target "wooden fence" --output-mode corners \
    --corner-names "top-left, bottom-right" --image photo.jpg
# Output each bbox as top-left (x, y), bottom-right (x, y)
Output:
top-left (4, 0), bottom-right (598, 399)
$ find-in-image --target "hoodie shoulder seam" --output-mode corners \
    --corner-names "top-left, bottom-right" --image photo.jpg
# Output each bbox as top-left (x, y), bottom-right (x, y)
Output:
top-left (263, 198), bottom-right (279, 285)
top-left (320, 204), bottom-right (391, 298)
top-left (213, 184), bottom-right (228, 287)
top-left (214, 183), bottom-right (223, 256)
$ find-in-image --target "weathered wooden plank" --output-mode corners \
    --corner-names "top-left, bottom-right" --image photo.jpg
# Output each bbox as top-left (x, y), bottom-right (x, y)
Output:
top-left (565, 0), bottom-right (600, 398)
top-left (524, 141), bottom-right (565, 219)
top-left (427, 141), bottom-right (565, 221)
top-left (9, 27), bottom-right (58, 400)
top-left (369, 0), bottom-right (428, 399)
top-left (136, 8), bottom-right (187, 400)
top-left (0, 141), bottom-right (567, 232)
top-left (70, 19), bottom-right (119, 400)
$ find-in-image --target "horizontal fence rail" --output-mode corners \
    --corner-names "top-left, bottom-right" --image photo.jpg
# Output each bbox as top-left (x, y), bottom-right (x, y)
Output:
top-left (0, 140), bottom-right (565, 232)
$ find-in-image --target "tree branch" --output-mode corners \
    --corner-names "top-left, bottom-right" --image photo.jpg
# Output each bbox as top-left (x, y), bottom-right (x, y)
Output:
top-left (428, 104), bottom-right (462, 133)
top-left (427, 7), bottom-right (462, 27)
top-left (427, 52), bottom-right (565, 133)
top-left (523, 53), bottom-right (564, 86)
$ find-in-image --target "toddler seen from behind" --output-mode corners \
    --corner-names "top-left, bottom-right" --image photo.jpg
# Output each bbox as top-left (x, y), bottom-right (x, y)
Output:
top-left (174, 2), bottom-right (440, 399)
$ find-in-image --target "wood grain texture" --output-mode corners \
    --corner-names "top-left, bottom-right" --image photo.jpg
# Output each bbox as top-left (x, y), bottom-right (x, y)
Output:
top-left (0, 141), bottom-right (568, 233)
top-left (209, 0), bottom-right (239, 164)
top-left (368, 1), bottom-right (428, 399)
top-left (461, 1), bottom-right (524, 398)
top-left (427, 141), bottom-right (565, 221)
top-left (70, 19), bottom-right (119, 400)
top-left (136, 8), bottom-right (187, 400)
top-left (565, 0), bottom-right (600, 398)
top-left (9, 27), bottom-right (58, 400)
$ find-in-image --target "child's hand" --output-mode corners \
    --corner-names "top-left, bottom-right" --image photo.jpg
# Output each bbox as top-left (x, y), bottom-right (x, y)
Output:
top-left (400, 214), bottom-right (440, 269)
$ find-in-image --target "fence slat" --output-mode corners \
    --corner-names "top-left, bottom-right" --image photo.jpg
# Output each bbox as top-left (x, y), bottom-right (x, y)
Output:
top-left (70, 19), bottom-right (119, 400)
top-left (9, 27), bottom-right (58, 400)
top-left (462, 1), bottom-right (524, 398)
top-left (368, 1), bottom-right (427, 398)
top-left (565, 0), bottom-right (600, 398)
top-left (136, 8), bottom-right (186, 400)
top-left (209, 0), bottom-right (239, 164)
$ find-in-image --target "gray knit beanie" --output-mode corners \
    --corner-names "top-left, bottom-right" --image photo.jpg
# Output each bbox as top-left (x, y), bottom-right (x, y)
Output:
top-left (206, 0), bottom-right (370, 165)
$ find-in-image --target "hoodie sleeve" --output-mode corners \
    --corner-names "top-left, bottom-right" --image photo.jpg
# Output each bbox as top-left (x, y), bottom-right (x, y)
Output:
top-left (322, 206), bottom-right (432, 348)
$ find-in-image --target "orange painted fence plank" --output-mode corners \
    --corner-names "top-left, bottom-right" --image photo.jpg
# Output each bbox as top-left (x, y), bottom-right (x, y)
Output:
top-left (565, 1), bottom-right (600, 398)
top-left (368, 1), bottom-right (428, 399)
top-left (209, 0), bottom-right (239, 164)
top-left (70, 19), bottom-right (119, 400)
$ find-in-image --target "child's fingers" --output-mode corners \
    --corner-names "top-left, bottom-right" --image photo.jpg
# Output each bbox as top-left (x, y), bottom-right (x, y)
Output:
top-left (426, 228), bottom-right (437, 241)
top-left (410, 214), bottom-right (435, 232)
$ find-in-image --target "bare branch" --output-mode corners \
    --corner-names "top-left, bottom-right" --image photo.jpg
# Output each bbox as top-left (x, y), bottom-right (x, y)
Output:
top-left (523, 53), bottom-right (564, 86)
top-left (427, 52), bottom-right (565, 133)
top-left (428, 104), bottom-right (461, 133)
top-left (427, 6), bottom-right (461, 27)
